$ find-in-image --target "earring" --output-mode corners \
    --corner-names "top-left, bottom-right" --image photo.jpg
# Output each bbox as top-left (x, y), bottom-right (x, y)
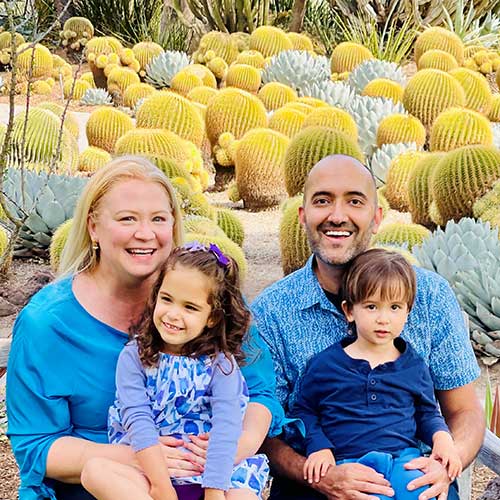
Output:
top-left (92, 241), bottom-right (99, 251)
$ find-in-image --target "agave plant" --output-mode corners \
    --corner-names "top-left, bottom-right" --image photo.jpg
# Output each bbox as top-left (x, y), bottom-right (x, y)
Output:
top-left (299, 80), bottom-right (355, 109)
top-left (262, 50), bottom-right (330, 94)
top-left (80, 88), bottom-right (112, 105)
top-left (347, 95), bottom-right (407, 155)
top-left (2, 169), bottom-right (88, 255)
top-left (145, 50), bottom-right (190, 89)
top-left (491, 123), bottom-right (500, 149)
top-left (348, 59), bottom-right (406, 94)
top-left (413, 218), bottom-right (500, 361)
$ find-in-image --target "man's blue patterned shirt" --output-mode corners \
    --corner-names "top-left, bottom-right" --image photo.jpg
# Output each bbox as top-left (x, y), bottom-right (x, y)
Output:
top-left (252, 256), bottom-right (480, 439)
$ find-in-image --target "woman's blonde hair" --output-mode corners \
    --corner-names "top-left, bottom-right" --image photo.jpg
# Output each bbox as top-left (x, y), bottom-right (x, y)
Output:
top-left (58, 155), bottom-right (183, 277)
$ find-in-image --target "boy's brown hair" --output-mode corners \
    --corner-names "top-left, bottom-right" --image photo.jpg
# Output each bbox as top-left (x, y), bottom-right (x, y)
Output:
top-left (342, 248), bottom-right (417, 311)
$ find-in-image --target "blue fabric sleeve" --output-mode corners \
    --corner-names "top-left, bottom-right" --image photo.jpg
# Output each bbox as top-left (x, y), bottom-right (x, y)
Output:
top-left (423, 272), bottom-right (480, 390)
top-left (414, 359), bottom-right (450, 446)
top-left (250, 301), bottom-right (292, 411)
top-left (6, 308), bottom-right (74, 500)
top-left (115, 344), bottom-right (159, 452)
top-left (203, 354), bottom-right (244, 491)
top-left (291, 360), bottom-right (335, 456)
top-left (241, 324), bottom-right (288, 437)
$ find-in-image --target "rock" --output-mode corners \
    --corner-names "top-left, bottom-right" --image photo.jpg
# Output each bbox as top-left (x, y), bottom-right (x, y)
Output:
top-left (0, 297), bottom-right (16, 317)
top-left (480, 477), bottom-right (500, 500)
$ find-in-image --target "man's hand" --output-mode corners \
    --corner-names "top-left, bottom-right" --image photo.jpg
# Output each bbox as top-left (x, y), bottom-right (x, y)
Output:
top-left (312, 462), bottom-right (394, 500)
top-left (405, 456), bottom-right (451, 500)
top-left (304, 449), bottom-right (336, 484)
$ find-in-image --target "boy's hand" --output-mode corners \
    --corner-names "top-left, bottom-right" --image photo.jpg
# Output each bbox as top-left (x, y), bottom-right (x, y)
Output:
top-left (303, 448), bottom-right (336, 484)
top-left (430, 431), bottom-right (463, 481)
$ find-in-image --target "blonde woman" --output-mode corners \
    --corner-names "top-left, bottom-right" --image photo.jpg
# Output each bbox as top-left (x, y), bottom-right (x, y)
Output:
top-left (7, 156), bottom-right (282, 500)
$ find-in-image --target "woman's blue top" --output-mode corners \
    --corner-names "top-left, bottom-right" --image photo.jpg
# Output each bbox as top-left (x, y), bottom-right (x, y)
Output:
top-left (6, 277), bottom-right (285, 500)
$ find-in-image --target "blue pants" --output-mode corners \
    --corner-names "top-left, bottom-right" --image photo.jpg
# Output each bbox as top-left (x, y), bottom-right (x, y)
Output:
top-left (338, 448), bottom-right (432, 500)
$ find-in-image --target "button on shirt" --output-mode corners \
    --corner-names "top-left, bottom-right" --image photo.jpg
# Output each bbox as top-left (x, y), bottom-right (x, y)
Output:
top-left (291, 338), bottom-right (450, 460)
top-left (251, 256), bottom-right (480, 447)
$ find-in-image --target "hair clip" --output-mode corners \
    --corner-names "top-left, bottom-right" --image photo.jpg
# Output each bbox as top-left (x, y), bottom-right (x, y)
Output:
top-left (183, 241), bottom-right (230, 268)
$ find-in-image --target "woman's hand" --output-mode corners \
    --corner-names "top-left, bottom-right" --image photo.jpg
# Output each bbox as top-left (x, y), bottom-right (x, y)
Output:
top-left (158, 436), bottom-right (205, 477)
top-left (149, 482), bottom-right (178, 500)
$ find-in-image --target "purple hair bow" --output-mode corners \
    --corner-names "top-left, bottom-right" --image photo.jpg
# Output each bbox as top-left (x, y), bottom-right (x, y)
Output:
top-left (183, 241), bottom-right (230, 268)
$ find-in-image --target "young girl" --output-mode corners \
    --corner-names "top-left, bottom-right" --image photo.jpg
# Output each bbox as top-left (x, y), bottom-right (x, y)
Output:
top-left (81, 242), bottom-right (269, 500)
top-left (292, 249), bottom-right (462, 500)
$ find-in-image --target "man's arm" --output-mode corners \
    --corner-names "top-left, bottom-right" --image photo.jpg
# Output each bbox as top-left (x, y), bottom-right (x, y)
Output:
top-left (436, 382), bottom-right (485, 468)
top-left (262, 437), bottom-right (394, 499)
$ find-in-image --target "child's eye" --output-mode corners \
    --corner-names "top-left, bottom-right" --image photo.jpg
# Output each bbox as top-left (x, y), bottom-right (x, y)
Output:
top-left (391, 304), bottom-right (401, 310)
top-left (120, 216), bottom-right (135, 222)
top-left (161, 296), bottom-right (172, 303)
top-left (365, 304), bottom-right (376, 310)
top-left (185, 305), bottom-right (199, 311)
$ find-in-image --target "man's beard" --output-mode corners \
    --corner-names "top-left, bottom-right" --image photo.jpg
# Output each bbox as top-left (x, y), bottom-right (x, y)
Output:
top-left (305, 221), bottom-right (375, 267)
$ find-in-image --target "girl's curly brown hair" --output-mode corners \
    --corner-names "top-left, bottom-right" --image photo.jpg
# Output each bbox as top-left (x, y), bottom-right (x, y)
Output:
top-left (132, 244), bottom-right (251, 371)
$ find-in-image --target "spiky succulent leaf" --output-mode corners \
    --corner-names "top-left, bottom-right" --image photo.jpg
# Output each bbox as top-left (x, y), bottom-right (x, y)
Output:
top-left (298, 80), bottom-right (354, 109)
top-left (368, 143), bottom-right (418, 186)
top-left (2, 169), bottom-right (87, 254)
top-left (348, 59), bottom-right (406, 94)
top-left (261, 50), bottom-right (330, 94)
top-left (80, 88), bottom-right (112, 105)
top-left (145, 51), bottom-right (190, 89)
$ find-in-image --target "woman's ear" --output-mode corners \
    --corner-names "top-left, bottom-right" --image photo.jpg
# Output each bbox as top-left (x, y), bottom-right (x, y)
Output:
top-left (341, 300), bottom-right (354, 322)
top-left (88, 213), bottom-right (98, 241)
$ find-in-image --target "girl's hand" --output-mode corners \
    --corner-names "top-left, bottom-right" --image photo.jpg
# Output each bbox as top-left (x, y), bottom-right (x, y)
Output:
top-left (304, 449), bottom-right (336, 484)
top-left (430, 431), bottom-right (463, 481)
top-left (158, 436), bottom-right (204, 477)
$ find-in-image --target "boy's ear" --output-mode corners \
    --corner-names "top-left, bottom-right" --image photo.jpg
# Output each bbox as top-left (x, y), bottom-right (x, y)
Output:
top-left (341, 300), bottom-right (354, 322)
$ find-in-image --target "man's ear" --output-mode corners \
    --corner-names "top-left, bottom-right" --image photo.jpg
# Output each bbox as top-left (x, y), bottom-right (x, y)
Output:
top-left (371, 205), bottom-right (383, 235)
top-left (298, 204), bottom-right (306, 228)
top-left (341, 300), bottom-right (354, 322)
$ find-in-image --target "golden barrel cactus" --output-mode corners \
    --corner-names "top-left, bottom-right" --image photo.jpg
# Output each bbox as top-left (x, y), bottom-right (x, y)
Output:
top-left (86, 107), bottom-right (134, 152)
top-left (362, 78), bottom-right (404, 103)
top-left (132, 41), bottom-right (163, 74)
top-left (431, 145), bottom-right (500, 222)
top-left (225, 64), bottom-right (262, 93)
top-left (371, 222), bottom-right (431, 251)
top-left (258, 82), bottom-right (297, 111)
top-left (414, 27), bottom-right (465, 65)
top-left (429, 107), bottom-right (493, 152)
top-left (376, 114), bottom-right (426, 148)
top-left (407, 152), bottom-right (444, 227)
top-left (182, 64), bottom-right (217, 88)
top-left (268, 107), bottom-right (307, 138)
top-left (416, 50), bottom-right (459, 72)
top-left (17, 43), bottom-right (53, 78)
top-left (449, 68), bottom-right (492, 115)
top-left (331, 42), bottom-right (373, 74)
top-left (170, 70), bottom-right (204, 96)
top-left (136, 91), bottom-right (205, 148)
top-left (402, 69), bottom-right (465, 127)
top-left (205, 87), bottom-right (268, 148)
top-left (489, 94), bottom-right (500, 122)
top-left (235, 128), bottom-right (289, 209)
top-left (36, 102), bottom-right (80, 139)
top-left (187, 86), bottom-right (218, 106)
top-left (302, 107), bottom-right (358, 142)
top-left (50, 219), bottom-right (73, 273)
top-left (249, 26), bottom-right (293, 58)
top-left (107, 66), bottom-right (140, 95)
top-left (63, 78), bottom-right (91, 100)
top-left (384, 151), bottom-right (425, 212)
top-left (123, 82), bottom-right (156, 108)
top-left (78, 146), bottom-right (111, 173)
top-left (287, 32), bottom-right (314, 52)
top-left (280, 195), bottom-right (310, 275)
top-left (197, 31), bottom-right (239, 64)
top-left (284, 126), bottom-right (364, 197)
top-left (236, 50), bottom-right (266, 68)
